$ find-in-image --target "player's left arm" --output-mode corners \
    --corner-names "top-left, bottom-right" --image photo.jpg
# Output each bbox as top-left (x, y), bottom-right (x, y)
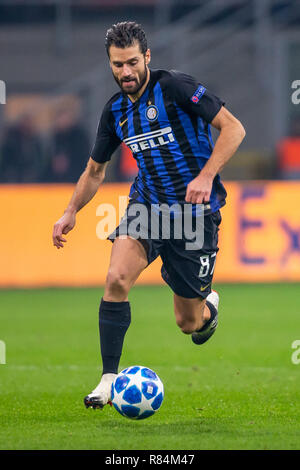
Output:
top-left (185, 106), bottom-right (245, 204)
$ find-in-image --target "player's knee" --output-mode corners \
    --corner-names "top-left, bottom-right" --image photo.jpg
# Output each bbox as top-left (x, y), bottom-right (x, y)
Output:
top-left (105, 269), bottom-right (129, 297)
top-left (175, 315), bottom-right (196, 335)
top-left (180, 323), bottom-right (197, 335)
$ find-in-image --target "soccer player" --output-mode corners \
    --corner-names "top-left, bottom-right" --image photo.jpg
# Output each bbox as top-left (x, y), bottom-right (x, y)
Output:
top-left (52, 22), bottom-right (245, 409)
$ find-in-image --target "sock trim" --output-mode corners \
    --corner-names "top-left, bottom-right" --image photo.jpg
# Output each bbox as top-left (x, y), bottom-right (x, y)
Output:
top-left (101, 298), bottom-right (130, 309)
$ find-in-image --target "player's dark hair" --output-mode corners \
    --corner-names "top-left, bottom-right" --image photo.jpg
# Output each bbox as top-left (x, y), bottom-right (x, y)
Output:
top-left (105, 21), bottom-right (148, 56)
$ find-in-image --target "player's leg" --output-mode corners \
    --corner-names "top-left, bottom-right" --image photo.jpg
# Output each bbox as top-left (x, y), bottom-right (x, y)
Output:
top-left (173, 291), bottom-right (219, 344)
top-left (99, 236), bottom-right (147, 380)
top-left (173, 294), bottom-right (210, 334)
top-left (84, 236), bottom-right (148, 409)
top-left (161, 210), bottom-right (222, 344)
top-left (103, 235), bottom-right (148, 302)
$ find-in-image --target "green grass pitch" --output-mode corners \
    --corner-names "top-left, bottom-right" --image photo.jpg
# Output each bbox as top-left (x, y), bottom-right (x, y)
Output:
top-left (0, 284), bottom-right (300, 450)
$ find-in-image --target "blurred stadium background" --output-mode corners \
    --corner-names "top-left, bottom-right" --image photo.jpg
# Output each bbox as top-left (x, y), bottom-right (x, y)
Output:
top-left (0, 0), bottom-right (299, 286)
top-left (1, 0), bottom-right (300, 451)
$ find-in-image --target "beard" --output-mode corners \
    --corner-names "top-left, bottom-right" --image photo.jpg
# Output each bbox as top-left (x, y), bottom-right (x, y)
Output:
top-left (113, 62), bottom-right (148, 95)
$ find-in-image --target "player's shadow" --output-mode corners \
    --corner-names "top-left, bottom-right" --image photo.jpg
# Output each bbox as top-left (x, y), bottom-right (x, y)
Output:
top-left (97, 419), bottom-right (217, 435)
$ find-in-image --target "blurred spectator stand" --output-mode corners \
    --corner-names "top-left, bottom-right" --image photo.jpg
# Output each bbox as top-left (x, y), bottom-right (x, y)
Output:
top-left (43, 104), bottom-right (89, 183)
top-left (0, 113), bottom-right (44, 183)
top-left (277, 118), bottom-right (300, 180)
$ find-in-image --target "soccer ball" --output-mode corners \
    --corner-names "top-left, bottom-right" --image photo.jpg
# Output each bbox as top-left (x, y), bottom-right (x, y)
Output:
top-left (111, 365), bottom-right (164, 420)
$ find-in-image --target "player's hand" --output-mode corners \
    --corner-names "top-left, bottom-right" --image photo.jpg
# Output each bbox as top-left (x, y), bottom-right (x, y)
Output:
top-left (185, 174), bottom-right (213, 204)
top-left (52, 211), bottom-right (76, 249)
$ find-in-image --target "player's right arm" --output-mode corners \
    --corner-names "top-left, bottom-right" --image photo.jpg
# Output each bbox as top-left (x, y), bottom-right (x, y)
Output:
top-left (52, 159), bottom-right (108, 249)
top-left (52, 98), bottom-right (121, 249)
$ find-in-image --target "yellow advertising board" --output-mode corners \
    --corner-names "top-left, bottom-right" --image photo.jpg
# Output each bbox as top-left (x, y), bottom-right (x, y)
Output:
top-left (0, 181), bottom-right (299, 287)
top-left (217, 181), bottom-right (300, 282)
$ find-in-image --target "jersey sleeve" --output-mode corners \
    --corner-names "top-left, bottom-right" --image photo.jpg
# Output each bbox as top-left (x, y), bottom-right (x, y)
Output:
top-left (169, 70), bottom-right (225, 123)
top-left (90, 104), bottom-right (121, 163)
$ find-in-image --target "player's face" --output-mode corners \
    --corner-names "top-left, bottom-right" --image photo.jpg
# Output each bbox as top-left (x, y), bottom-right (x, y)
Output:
top-left (109, 43), bottom-right (150, 95)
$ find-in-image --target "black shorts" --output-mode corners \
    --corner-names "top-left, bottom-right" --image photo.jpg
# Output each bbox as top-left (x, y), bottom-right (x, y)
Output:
top-left (108, 197), bottom-right (222, 299)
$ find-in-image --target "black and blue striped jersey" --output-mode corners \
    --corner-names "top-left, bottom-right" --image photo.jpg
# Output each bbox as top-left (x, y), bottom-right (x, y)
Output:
top-left (91, 69), bottom-right (227, 213)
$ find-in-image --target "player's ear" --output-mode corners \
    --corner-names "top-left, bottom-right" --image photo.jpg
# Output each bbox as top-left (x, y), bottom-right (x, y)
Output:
top-left (145, 49), bottom-right (151, 65)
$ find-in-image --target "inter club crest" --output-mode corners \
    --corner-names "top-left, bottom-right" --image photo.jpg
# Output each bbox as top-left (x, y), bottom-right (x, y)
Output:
top-left (145, 105), bottom-right (159, 122)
